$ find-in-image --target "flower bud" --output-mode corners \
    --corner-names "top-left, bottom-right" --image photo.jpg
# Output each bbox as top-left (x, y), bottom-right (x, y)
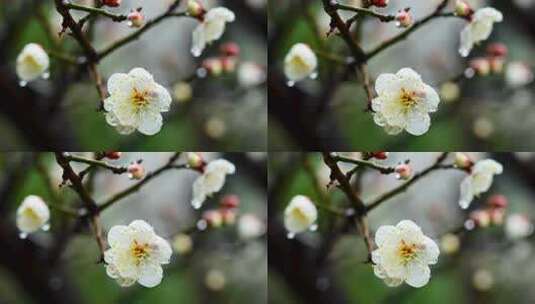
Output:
top-left (489, 57), bottom-right (505, 74)
top-left (454, 152), bottom-right (473, 169)
top-left (469, 58), bottom-right (491, 76)
top-left (489, 208), bottom-right (505, 225)
top-left (202, 58), bottom-right (223, 76)
top-left (187, 152), bottom-right (204, 169)
top-left (127, 10), bottom-right (144, 28)
top-left (395, 10), bottom-right (413, 28)
top-left (486, 43), bottom-right (508, 58)
top-left (220, 42), bottom-right (240, 57)
top-left (221, 57), bottom-right (237, 73)
top-left (470, 210), bottom-right (491, 228)
top-left (370, 152), bottom-right (389, 160)
top-left (440, 82), bottom-right (460, 103)
top-left (220, 194), bottom-right (240, 209)
top-left (203, 210), bottom-right (223, 228)
top-left (455, 0), bottom-right (473, 18)
top-left (102, 0), bottom-right (121, 7)
top-left (104, 151), bottom-right (122, 160)
top-left (487, 194), bottom-right (508, 209)
top-left (395, 164), bottom-right (412, 180)
top-left (440, 233), bottom-right (460, 255)
top-left (370, 0), bottom-right (389, 7)
top-left (187, 0), bottom-right (205, 18)
top-left (127, 163), bottom-right (145, 180)
top-left (173, 82), bottom-right (193, 103)
top-left (220, 209), bottom-right (237, 225)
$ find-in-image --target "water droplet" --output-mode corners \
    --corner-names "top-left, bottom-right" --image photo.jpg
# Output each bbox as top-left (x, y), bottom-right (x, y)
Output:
top-left (286, 232), bottom-right (295, 239)
top-left (197, 219), bottom-right (208, 231)
top-left (310, 72), bottom-right (318, 80)
top-left (460, 49), bottom-right (469, 57)
top-left (464, 219), bottom-right (475, 230)
top-left (42, 224), bottom-right (50, 231)
top-left (19, 80), bottom-right (27, 87)
top-left (464, 68), bottom-right (475, 79)
top-left (345, 57), bottom-right (355, 65)
top-left (345, 208), bottom-right (356, 217)
top-left (192, 202), bottom-right (202, 210)
top-left (76, 57), bottom-right (87, 64)
top-left (395, 21), bottom-right (401, 27)
top-left (78, 208), bottom-right (88, 216)
top-left (286, 80), bottom-right (295, 87)
top-left (19, 232), bottom-right (28, 239)
top-left (309, 224), bottom-right (318, 231)
top-left (127, 21), bottom-right (133, 27)
top-left (42, 71), bottom-right (50, 80)
top-left (196, 68), bottom-right (207, 78)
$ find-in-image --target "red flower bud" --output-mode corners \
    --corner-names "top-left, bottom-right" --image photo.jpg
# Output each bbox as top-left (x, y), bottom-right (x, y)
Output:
top-left (127, 10), bottom-right (144, 28)
top-left (220, 194), bottom-right (240, 209)
top-left (220, 42), bottom-right (240, 57)
top-left (370, 0), bottom-right (389, 7)
top-left (487, 194), bottom-right (508, 209)
top-left (486, 43), bottom-right (508, 58)
top-left (102, 0), bottom-right (121, 7)
top-left (370, 152), bottom-right (389, 160)
top-left (104, 151), bottom-right (122, 160)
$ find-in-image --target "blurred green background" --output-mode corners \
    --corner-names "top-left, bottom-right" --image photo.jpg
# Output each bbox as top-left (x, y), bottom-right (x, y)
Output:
top-left (0, 152), bottom-right (267, 304)
top-left (268, 0), bottom-right (535, 150)
top-left (268, 152), bottom-right (535, 304)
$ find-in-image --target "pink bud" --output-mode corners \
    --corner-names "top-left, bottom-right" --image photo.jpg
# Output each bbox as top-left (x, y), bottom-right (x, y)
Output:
top-left (127, 10), bottom-right (144, 28)
top-left (370, 152), bottom-right (388, 160)
top-left (102, 0), bottom-right (121, 7)
top-left (187, 152), bottom-right (204, 169)
top-left (221, 57), bottom-right (237, 73)
top-left (487, 194), bottom-right (508, 209)
top-left (470, 210), bottom-right (491, 228)
top-left (486, 43), bottom-right (508, 58)
top-left (489, 208), bottom-right (505, 225)
top-left (469, 58), bottom-right (491, 76)
top-left (127, 163), bottom-right (145, 180)
top-left (203, 210), bottom-right (223, 228)
top-left (395, 164), bottom-right (412, 180)
top-left (220, 209), bottom-right (237, 225)
top-left (395, 10), bottom-right (413, 28)
top-left (220, 194), bottom-right (240, 209)
top-left (489, 57), bottom-right (505, 74)
top-left (187, 0), bottom-right (205, 18)
top-left (455, 0), bottom-right (473, 18)
top-left (220, 42), bottom-right (240, 57)
top-left (104, 151), bottom-right (122, 160)
top-left (454, 152), bottom-right (473, 170)
top-left (370, 0), bottom-right (389, 7)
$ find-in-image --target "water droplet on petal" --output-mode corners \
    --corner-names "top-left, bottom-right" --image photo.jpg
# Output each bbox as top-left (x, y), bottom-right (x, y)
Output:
top-left (197, 219), bottom-right (208, 231)
top-left (127, 21), bottom-right (133, 27)
top-left (309, 224), bottom-right (318, 231)
top-left (42, 72), bottom-right (50, 80)
top-left (286, 232), bottom-right (295, 239)
top-left (310, 72), bottom-right (318, 80)
top-left (19, 232), bottom-right (28, 239)
top-left (395, 21), bottom-right (401, 27)
top-left (19, 81), bottom-right (27, 87)
top-left (42, 224), bottom-right (50, 231)
top-left (286, 80), bottom-right (295, 87)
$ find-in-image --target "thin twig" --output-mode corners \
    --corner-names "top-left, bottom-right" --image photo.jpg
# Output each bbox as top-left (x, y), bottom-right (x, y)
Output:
top-left (97, 153), bottom-right (183, 212)
top-left (334, 3), bottom-right (395, 22)
top-left (64, 154), bottom-right (128, 174)
top-left (332, 155), bottom-right (396, 174)
top-left (65, 3), bottom-right (127, 22)
top-left (366, 0), bottom-right (456, 59)
top-left (366, 152), bottom-right (453, 212)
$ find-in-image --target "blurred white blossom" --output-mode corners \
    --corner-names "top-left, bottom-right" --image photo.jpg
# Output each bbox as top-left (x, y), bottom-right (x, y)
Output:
top-left (16, 43), bottom-right (50, 82)
top-left (459, 159), bottom-right (503, 209)
top-left (284, 43), bottom-right (318, 83)
top-left (191, 159), bottom-right (236, 209)
top-left (459, 7), bottom-right (503, 57)
top-left (284, 195), bottom-right (318, 234)
top-left (16, 195), bottom-right (50, 234)
top-left (191, 7), bottom-right (235, 57)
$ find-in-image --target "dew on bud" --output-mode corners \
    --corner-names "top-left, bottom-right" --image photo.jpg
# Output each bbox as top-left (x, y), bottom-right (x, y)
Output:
top-left (309, 223), bottom-right (318, 231)
top-left (127, 21), bottom-right (133, 27)
top-left (42, 71), bottom-right (50, 80)
top-left (19, 80), bottom-right (27, 87)
top-left (345, 208), bottom-right (356, 217)
top-left (42, 223), bottom-right (50, 231)
top-left (76, 57), bottom-right (87, 64)
top-left (19, 232), bottom-right (28, 239)
top-left (286, 80), bottom-right (295, 87)
top-left (310, 72), bottom-right (318, 80)
top-left (286, 232), bottom-right (295, 239)
top-left (77, 208), bottom-right (88, 216)
top-left (464, 67), bottom-right (475, 78)
top-left (196, 219), bottom-right (208, 231)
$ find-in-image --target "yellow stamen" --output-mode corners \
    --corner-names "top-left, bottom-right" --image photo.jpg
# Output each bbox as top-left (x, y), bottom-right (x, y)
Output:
top-left (399, 88), bottom-right (419, 109)
top-left (398, 240), bottom-right (421, 264)
top-left (131, 240), bottom-right (151, 265)
top-left (131, 88), bottom-right (151, 108)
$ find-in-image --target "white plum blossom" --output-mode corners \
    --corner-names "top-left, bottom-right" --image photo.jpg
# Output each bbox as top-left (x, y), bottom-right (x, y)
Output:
top-left (505, 214), bottom-right (533, 240)
top-left (16, 43), bottom-right (50, 82)
top-left (16, 195), bottom-right (50, 234)
top-left (459, 159), bottom-right (503, 209)
top-left (191, 7), bottom-right (235, 57)
top-left (104, 68), bottom-right (172, 136)
top-left (104, 220), bottom-right (172, 288)
top-left (372, 220), bottom-right (440, 288)
top-left (237, 213), bottom-right (266, 240)
top-left (191, 159), bottom-right (236, 209)
top-left (284, 195), bottom-right (318, 234)
top-left (372, 68), bottom-right (440, 136)
top-left (284, 43), bottom-right (318, 83)
top-left (459, 8), bottom-right (503, 57)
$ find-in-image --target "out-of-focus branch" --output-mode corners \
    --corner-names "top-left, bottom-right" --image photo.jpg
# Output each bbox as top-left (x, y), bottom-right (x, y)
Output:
top-left (335, 3), bottom-right (396, 22)
top-left (65, 3), bottom-right (128, 22)
top-left (64, 154), bottom-right (128, 174)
